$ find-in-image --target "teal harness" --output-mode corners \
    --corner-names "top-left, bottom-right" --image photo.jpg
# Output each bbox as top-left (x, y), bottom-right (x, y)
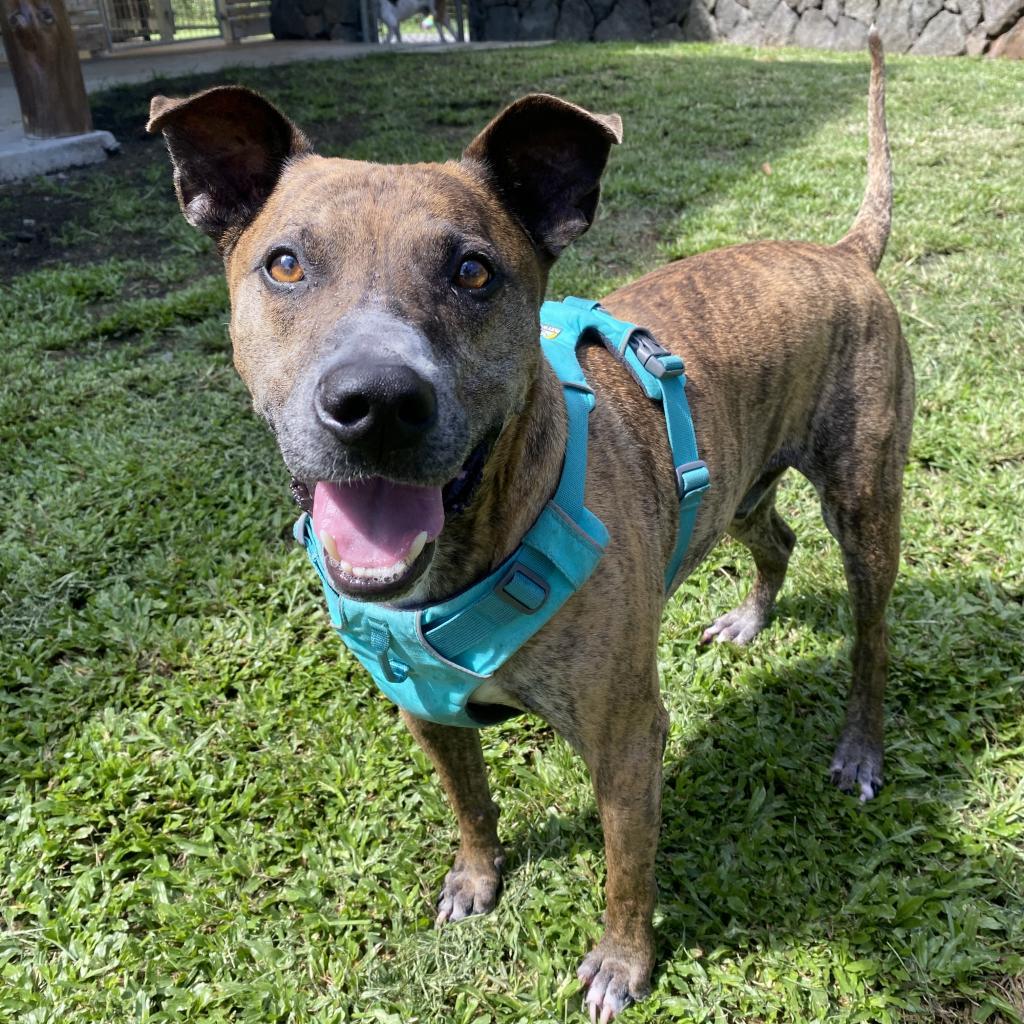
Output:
top-left (294, 297), bottom-right (709, 728)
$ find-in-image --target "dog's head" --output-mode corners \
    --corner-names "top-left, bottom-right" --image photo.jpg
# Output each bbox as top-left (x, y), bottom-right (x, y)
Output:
top-left (148, 86), bottom-right (620, 601)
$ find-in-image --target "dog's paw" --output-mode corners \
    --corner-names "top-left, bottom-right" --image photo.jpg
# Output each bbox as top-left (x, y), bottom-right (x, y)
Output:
top-left (577, 940), bottom-right (652, 1023)
top-left (701, 600), bottom-right (767, 646)
top-left (830, 735), bottom-right (883, 802)
top-left (436, 849), bottom-right (504, 925)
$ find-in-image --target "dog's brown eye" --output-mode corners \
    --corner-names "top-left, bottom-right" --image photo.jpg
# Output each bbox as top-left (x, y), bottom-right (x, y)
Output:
top-left (268, 253), bottom-right (304, 284)
top-left (454, 256), bottom-right (492, 290)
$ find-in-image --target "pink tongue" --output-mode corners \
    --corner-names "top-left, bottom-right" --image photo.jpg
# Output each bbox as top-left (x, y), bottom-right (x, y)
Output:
top-left (312, 479), bottom-right (444, 569)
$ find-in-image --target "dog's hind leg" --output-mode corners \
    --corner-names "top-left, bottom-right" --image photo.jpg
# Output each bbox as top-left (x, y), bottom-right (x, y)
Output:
top-left (401, 711), bottom-right (505, 922)
top-left (702, 471), bottom-right (796, 645)
top-left (818, 465), bottom-right (904, 802)
top-left (811, 348), bottom-right (911, 801)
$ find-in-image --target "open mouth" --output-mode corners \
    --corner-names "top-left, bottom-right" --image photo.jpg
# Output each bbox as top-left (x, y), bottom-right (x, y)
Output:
top-left (293, 435), bottom-right (493, 598)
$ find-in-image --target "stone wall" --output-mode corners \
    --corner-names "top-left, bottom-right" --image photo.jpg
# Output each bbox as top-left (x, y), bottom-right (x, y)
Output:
top-left (469, 0), bottom-right (677, 39)
top-left (270, 0), bottom-right (363, 40)
top-left (470, 0), bottom-right (693, 40)
top-left (471, 0), bottom-right (1024, 55)
top-left (692, 0), bottom-right (1024, 56)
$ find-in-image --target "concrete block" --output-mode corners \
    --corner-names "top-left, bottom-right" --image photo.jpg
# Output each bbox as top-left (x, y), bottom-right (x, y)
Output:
top-left (0, 129), bottom-right (119, 183)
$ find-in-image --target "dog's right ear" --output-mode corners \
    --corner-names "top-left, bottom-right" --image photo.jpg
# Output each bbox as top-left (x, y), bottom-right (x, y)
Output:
top-left (147, 86), bottom-right (310, 248)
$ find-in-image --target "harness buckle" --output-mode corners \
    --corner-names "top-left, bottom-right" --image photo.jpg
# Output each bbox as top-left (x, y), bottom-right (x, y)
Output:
top-left (495, 562), bottom-right (550, 614)
top-left (629, 331), bottom-right (685, 379)
top-left (676, 459), bottom-right (711, 506)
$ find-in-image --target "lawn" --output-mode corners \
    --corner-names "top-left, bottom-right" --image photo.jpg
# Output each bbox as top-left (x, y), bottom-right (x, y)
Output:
top-left (1, 39), bottom-right (1023, 1024)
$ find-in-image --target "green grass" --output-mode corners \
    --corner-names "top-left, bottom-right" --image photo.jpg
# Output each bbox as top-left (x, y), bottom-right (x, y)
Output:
top-left (1, 41), bottom-right (1023, 1024)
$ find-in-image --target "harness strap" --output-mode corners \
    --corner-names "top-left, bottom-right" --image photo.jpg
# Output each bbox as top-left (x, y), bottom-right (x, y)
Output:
top-left (542, 297), bottom-right (710, 590)
top-left (419, 380), bottom-right (605, 664)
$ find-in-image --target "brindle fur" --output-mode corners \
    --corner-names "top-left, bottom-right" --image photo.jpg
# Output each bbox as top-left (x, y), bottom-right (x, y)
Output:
top-left (148, 31), bottom-right (912, 1021)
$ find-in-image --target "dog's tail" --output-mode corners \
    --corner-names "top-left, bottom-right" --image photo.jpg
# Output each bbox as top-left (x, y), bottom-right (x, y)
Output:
top-left (835, 27), bottom-right (891, 271)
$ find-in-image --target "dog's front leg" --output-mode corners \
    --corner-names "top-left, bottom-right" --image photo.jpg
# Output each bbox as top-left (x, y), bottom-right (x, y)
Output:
top-left (577, 680), bottom-right (668, 1022)
top-left (400, 710), bottom-right (505, 923)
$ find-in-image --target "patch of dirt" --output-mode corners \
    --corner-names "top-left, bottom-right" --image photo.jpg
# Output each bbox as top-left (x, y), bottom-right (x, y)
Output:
top-left (0, 135), bottom-right (182, 277)
top-left (0, 73), bottom-right (365, 279)
top-left (0, 187), bottom-right (94, 270)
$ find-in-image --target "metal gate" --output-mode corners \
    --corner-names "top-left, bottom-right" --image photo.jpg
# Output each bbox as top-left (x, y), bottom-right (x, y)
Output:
top-left (79, 0), bottom-right (464, 52)
top-left (100, 0), bottom-right (221, 43)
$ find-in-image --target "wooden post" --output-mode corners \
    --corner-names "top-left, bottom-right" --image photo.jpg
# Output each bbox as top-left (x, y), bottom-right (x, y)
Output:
top-left (0, 0), bottom-right (93, 138)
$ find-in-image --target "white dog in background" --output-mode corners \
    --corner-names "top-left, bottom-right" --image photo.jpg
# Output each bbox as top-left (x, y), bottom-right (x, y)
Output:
top-left (378, 0), bottom-right (456, 41)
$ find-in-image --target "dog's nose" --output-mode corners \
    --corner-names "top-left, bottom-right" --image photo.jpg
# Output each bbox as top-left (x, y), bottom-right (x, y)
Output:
top-left (315, 362), bottom-right (437, 450)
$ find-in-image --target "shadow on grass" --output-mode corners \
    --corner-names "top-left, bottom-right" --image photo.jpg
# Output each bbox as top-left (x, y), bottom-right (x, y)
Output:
top-left (5, 44), bottom-right (895, 280)
top-left (85, 45), bottom-right (895, 150)
top-left (501, 568), bottom-right (1023, 1006)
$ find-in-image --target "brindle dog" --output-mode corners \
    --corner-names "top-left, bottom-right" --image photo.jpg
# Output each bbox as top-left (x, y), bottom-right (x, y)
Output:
top-left (149, 29), bottom-right (912, 1020)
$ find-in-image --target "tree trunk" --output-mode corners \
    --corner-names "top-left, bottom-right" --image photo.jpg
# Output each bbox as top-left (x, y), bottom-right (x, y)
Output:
top-left (1, 0), bottom-right (92, 138)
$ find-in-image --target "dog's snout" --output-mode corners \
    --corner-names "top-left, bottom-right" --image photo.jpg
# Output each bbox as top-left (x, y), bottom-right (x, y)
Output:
top-left (315, 362), bottom-right (438, 450)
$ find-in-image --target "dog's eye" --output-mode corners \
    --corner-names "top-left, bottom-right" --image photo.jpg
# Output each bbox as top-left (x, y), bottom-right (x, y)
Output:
top-left (454, 256), bottom-right (492, 291)
top-left (267, 252), bottom-right (304, 284)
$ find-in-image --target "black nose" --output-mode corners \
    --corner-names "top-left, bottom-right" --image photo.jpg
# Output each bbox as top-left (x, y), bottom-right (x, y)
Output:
top-left (314, 361), bottom-right (437, 450)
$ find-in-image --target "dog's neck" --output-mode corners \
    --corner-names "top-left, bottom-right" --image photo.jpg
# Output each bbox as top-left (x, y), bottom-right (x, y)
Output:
top-left (413, 357), bottom-right (568, 605)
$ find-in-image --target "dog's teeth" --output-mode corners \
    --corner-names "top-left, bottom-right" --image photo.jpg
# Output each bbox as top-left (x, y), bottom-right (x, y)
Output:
top-left (328, 545), bottom-right (428, 584)
top-left (408, 531), bottom-right (428, 564)
top-left (322, 534), bottom-right (340, 562)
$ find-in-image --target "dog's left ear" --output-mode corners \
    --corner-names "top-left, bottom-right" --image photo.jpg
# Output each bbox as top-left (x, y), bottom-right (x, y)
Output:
top-left (147, 86), bottom-right (310, 249)
top-left (463, 93), bottom-right (622, 263)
